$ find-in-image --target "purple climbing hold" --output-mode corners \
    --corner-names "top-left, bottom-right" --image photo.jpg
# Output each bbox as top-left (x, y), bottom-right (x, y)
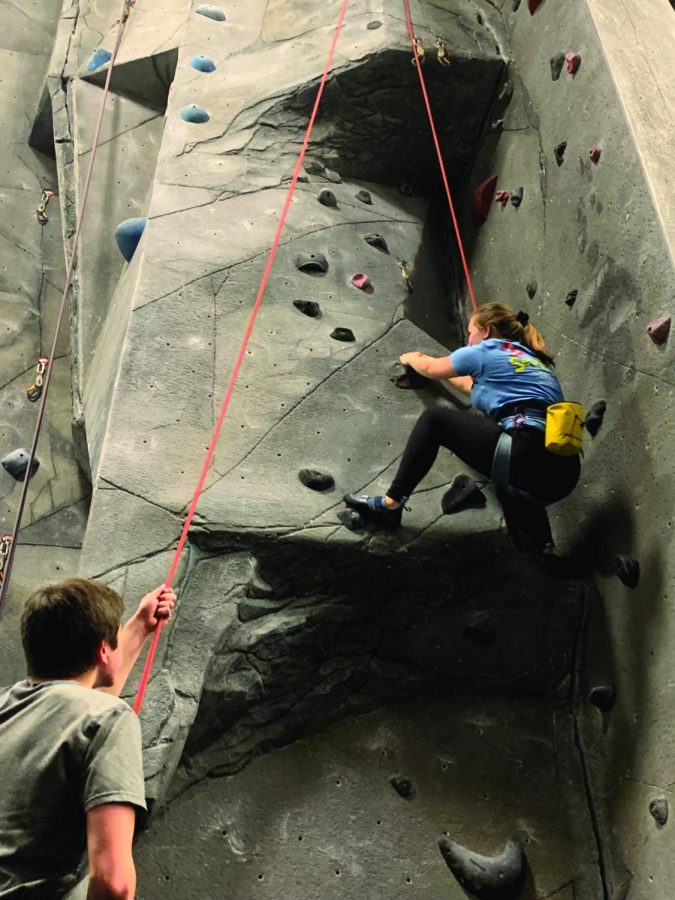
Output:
top-left (331, 327), bottom-right (355, 343)
top-left (550, 52), bottom-right (566, 81)
top-left (472, 175), bottom-right (498, 226)
top-left (566, 52), bottom-right (582, 75)
top-left (589, 145), bottom-right (602, 164)
top-left (647, 315), bottom-right (671, 345)
top-left (351, 273), bottom-right (371, 290)
top-left (615, 555), bottom-right (640, 589)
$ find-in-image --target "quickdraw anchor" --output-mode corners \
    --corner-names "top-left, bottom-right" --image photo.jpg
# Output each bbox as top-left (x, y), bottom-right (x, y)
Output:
top-left (36, 190), bottom-right (55, 226)
top-left (120, 0), bottom-right (136, 23)
top-left (27, 358), bottom-right (49, 402)
top-left (398, 259), bottom-right (413, 293)
top-left (411, 35), bottom-right (426, 64)
top-left (435, 39), bottom-right (452, 67)
top-left (0, 534), bottom-right (12, 585)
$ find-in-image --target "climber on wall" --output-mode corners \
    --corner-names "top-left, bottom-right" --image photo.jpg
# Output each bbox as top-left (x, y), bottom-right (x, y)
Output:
top-left (344, 303), bottom-right (581, 556)
top-left (0, 577), bottom-right (176, 899)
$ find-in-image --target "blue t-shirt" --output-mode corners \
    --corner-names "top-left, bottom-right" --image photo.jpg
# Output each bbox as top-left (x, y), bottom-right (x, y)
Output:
top-left (450, 339), bottom-right (563, 430)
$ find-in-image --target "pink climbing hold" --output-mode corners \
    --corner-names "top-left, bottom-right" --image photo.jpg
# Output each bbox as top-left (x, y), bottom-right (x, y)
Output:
top-left (589, 145), bottom-right (602, 164)
top-left (566, 52), bottom-right (581, 75)
top-left (472, 175), bottom-right (498, 226)
top-left (528, 0), bottom-right (544, 13)
top-left (647, 316), bottom-right (671, 345)
top-left (494, 190), bottom-right (510, 207)
top-left (351, 273), bottom-right (371, 290)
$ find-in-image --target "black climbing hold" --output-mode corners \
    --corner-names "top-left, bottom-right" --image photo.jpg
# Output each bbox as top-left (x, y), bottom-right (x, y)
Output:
top-left (441, 474), bottom-right (486, 514)
top-left (439, 837), bottom-right (526, 900)
top-left (389, 364), bottom-right (429, 390)
top-left (331, 327), bottom-right (355, 343)
top-left (564, 289), bottom-right (578, 308)
top-left (367, 20), bottom-right (382, 30)
top-left (584, 400), bottom-right (606, 437)
top-left (318, 189), bottom-right (337, 208)
top-left (510, 187), bottom-right (524, 209)
top-left (2, 449), bottom-right (40, 482)
top-left (298, 469), bottom-right (335, 492)
top-left (390, 775), bottom-right (415, 798)
top-left (526, 281), bottom-right (537, 299)
top-left (295, 252), bottom-right (329, 275)
top-left (615, 555), bottom-right (640, 589)
top-left (554, 142), bottom-right (567, 167)
top-left (364, 233), bottom-right (389, 253)
top-left (649, 799), bottom-right (668, 827)
top-left (462, 610), bottom-right (497, 646)
top-left (512, 0), bottom-right (522, 9)
top-left (490, 119), bottom-right (504, 132)
top-left (338, 509), bottom-right (364, 531)
top-left (588, 683), bottom-right (616, 712)
top-left (399, 182), bottom-right (414, 197)
top-left (115, 218), bottom-right (147, 262)
top-left (293, 299), bottom-right (321, 318)
top-left (550, 52), bottom-right (566, 81)
top-left (355, 189), bottom-right (372, 205)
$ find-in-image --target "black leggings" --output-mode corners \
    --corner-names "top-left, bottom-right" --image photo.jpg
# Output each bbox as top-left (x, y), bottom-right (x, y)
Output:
top-left (387, 407), bottom-right (581, 551)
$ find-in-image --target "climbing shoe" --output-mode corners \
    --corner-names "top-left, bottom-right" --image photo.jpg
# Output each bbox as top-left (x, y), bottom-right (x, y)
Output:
top-left (441, 474), bottom-right (486, 514)
top-left (343, 493), bottom-right (404, 529)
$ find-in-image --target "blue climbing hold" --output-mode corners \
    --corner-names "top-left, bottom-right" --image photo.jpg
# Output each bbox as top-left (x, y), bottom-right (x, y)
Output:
top-left (114, 218), bottom-right (147, 263)
top-left (191, 55), bottom-right (217, 73)
top-left (195, 4), bottom-right (226, 21)
top-left (87, 48), bottom-right (112, 71)
top-left (179, 104), bottom-right (210, 124)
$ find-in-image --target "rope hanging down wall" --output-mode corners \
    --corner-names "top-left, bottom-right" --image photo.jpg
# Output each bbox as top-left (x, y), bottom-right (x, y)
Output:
top-left (132, 0), bottom-right (351, 714)
top-left (0, 0), bottom-right (136, 617)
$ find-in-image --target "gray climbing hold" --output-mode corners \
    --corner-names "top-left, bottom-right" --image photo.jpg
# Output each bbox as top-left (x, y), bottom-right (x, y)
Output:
top-left (179, 104), bottom-right (210, 124)
top-left (390, 775), bottom-right (415, 798)
top-left (526, 281), bottom-right (537, 299)
top-left (87, 48), bottom-right (112, 71)
top-left (439, 837), bottom-right (526, 900)
top-left (367, 20), bottom-right (382, 30)
top-left (462, 610), bottom-right (497, 646)
top-left (114, 217), bottom-right (147, 262)
top-left (555, 142), bottom-right (567, 166)
top-left (389, 363), bottom-right (429, 390)
top-left (331, 327), bottom-right (355, 343)
top-left (2, 448), bottom-right (40, 482)
top-left (318, 188), bottom-right (337, 208)
top-left (615, 555), bottom-right (640, 589)
top-left (550, 52), bottom-right (566, 81)
top-left (295, 252), bottom-right (328, 275)
top-left (364, 233), bottom-right (389, 253)
top-left (491, 119), bottom-right (504, 132)
top-left (338, 509), bottom-right (364, 531)
top-left (299, 469), bottom-right (334, 492)
top-left (303, 159), bottom-right (325, 175)
top-left (441, 474), bottom-right (486, 514)
top-left (324, 168), bottom-right (341, 184)
top-left (649, 799), bottom-right (668, 827)
top-left (584, 400), bottom-right (606, 437)
top-left (195, 4), bottom-right (226, 21)
top-left (564, 289), bottom-right (578, 308)
top-left (588, 683), bottom-right (616, 712)
top-left (355, 189), bottom-right (372, 205)
top-left (293, 299), bottom-right (321, 318)
top-left (510, 187), bottom-right (524, 209)
top-left (191, 55), bottom-right (217, 73)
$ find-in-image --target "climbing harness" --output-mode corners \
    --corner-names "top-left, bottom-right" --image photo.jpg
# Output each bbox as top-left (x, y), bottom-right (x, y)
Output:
top-left (398, 259), bottom-right (413, 293)
top-left (26, 358), bottom-right (49, 403)
top-left (435, 39), bottom-right (452, 67)
top-left (36, 190), bottom-right (55, 226)
top-left (402, 0), bottom-right (477, 309)
top-left (411, 35), bottom-right (426, 64)
top-left (0, 0), bottom-right (135, 617)
top-left (491, 433), bottom-right (546, 505)
top-left (0, 535), bottom-right (11, 585)
top-left (132, 0), bottom-right (351, 714)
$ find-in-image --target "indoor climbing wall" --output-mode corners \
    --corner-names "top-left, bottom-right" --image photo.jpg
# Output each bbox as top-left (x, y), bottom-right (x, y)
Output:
top-left (0, 0), bottom-right (673, 898)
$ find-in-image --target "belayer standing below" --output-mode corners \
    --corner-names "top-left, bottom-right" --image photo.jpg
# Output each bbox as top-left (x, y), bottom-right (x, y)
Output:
top-left (344, 303), bottom-right (581, 555)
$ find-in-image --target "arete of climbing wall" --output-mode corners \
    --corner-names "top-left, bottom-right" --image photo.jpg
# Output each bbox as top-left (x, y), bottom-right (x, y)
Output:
top-left (461, 0), bottom-right (675, 896)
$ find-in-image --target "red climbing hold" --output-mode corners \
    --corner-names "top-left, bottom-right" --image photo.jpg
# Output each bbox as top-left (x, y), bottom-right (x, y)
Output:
top-left (565, 52), bottom-right (581, 75)
top-left (528, 0), bottom-right (544, 13)
top-left (589, 145), bottom-right (602, 164)
top-left (351, 273), bottom-right (371, 290)
top-left (647, 316), bottom-right (671, 345)
top-left (472, 175), bottom-right (498, 226)
top-left (494, 190), bottom-right (510, 207)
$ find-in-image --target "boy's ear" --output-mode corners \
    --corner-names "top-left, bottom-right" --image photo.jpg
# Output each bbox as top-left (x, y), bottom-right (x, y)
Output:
top-left (94, 640), bottom-right (109, 667)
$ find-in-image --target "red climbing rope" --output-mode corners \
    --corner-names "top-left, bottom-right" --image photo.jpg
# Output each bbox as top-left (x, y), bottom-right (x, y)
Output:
top-left (401, 0), bottom-right (478, 311)
top-left (132, 0), bottom-right (351, 714)
top-left (0, 0), bottom-right (135, 618)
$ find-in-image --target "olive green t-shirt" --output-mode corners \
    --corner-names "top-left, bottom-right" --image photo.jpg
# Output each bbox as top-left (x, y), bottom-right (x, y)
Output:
top-left (0, 680), bottom-right (146, 898)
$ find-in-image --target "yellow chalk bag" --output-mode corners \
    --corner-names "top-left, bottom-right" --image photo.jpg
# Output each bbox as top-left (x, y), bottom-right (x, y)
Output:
top-left (545, 402), bottom-right (585, 456)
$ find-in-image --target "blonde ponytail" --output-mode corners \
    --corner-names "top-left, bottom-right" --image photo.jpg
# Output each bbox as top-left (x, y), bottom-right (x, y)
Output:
top-left (471, 302), bottom-right (555, 366)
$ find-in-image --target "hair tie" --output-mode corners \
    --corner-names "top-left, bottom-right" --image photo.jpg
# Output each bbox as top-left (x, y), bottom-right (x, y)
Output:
top-left (516, 310), bottom-right (530, 326)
